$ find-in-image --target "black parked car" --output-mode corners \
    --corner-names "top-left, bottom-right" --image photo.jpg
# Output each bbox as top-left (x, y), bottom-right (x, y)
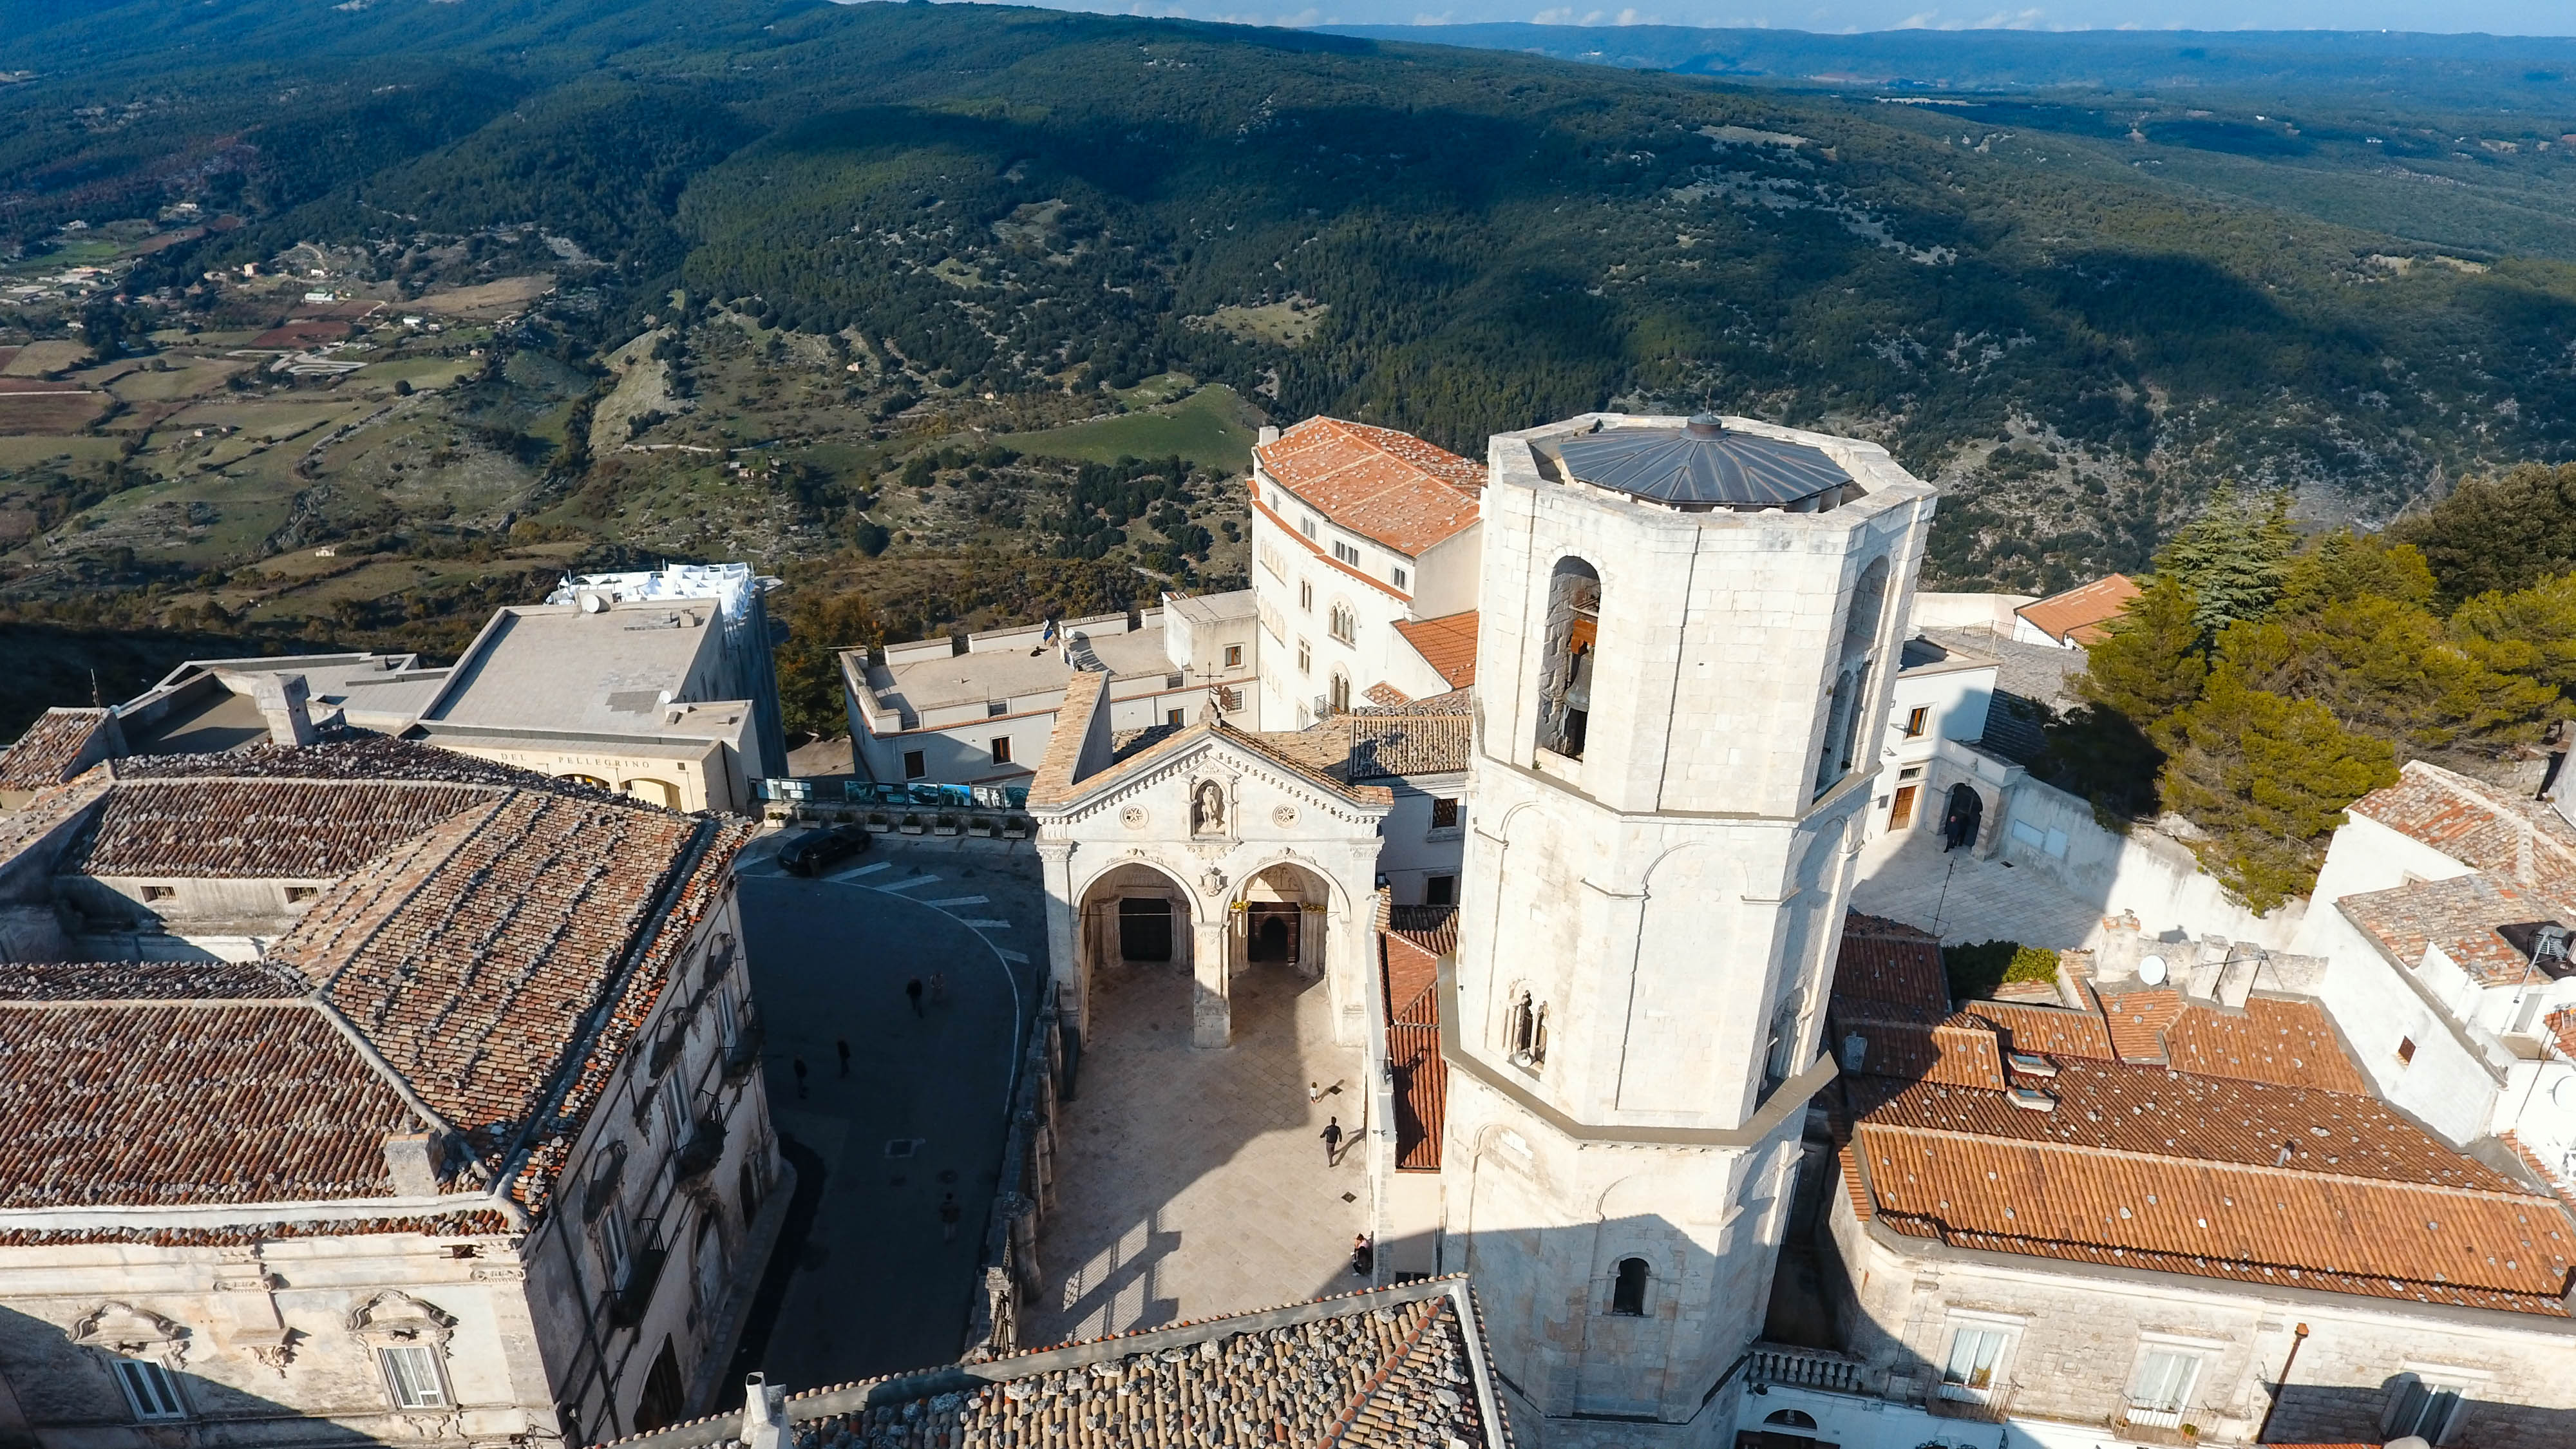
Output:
top-left (778, 824), bottom-right (870, 876)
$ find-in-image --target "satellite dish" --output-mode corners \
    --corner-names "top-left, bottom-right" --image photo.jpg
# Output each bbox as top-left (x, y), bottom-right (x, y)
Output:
top-left (580, 591), bottom-right (607, 614)
top-left (2138, 954), bottom-right (2168, 987)
top-left (2385, 1437), bottom-right (2433, 1449)
top-left (2552, 1074), bottom-right (2576, 1111)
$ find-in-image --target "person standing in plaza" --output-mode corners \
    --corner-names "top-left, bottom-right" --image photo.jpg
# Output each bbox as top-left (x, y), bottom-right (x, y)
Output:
top-left (940, 1192), bottom-right (962, 1243)
top-left (905, 977), bottom-right (925, 1016)
top-left (1320, 1116), bottom-right (1343, 1165)
top-left (835, 1038), bottom-right (851, 1077)
top-left (791, 1056), bottom-right (809, 1100)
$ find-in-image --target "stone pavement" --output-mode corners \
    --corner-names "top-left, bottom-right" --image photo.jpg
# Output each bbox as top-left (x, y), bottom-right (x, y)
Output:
top-left (1848, 826), bottom-right (2107, 951)
top-left (733, 833), bottom-right (1046, 1389)
top-left (1023, 959), bottom-right (1370, 1347)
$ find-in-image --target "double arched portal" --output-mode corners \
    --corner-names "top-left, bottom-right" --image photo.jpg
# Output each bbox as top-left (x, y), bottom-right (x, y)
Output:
top-left (1070, 857), bottom-right (1349, 1050)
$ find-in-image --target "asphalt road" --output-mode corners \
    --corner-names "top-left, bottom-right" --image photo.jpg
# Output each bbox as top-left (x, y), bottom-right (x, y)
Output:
top-left (730, 832), bottom-right (1046, 1391)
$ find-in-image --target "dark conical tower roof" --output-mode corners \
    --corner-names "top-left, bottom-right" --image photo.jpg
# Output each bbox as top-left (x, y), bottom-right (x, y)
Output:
top-left (1553, 414), bottom-right (1852, 507)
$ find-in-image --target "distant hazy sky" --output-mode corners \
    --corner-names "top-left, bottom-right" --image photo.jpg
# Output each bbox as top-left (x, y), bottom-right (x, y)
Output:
top-left (977, 0), bottom-right (2576, 37)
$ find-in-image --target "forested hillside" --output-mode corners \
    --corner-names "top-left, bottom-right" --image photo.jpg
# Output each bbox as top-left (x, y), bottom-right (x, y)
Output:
top-left (3, 0), bottom-right (2575, 684)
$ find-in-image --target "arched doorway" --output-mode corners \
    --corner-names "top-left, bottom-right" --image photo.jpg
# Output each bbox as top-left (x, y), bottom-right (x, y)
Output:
top-left (1075, 860), bottom-right (1219, 1045)
top-left (1237, 863), bottom-right (1330, 980)
top-left (1941, 782), bottom-right (1984, 852)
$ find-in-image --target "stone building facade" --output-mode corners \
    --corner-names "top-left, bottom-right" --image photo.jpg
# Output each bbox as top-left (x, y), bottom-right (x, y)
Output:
top-left (1435, 413), bottom-right (1938, 1445)
top-left (0, 739), bottom-right (785, 1446)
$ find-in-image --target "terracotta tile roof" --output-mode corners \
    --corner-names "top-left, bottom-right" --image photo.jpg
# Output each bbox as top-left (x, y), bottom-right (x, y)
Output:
top-left (0, 708), bottom-right (117, 790)
top-left (2014, 573), bottom-right (2141, 646)
top-left (0, 999), bottom-right (419, 1208)
top-left (2345, 759), bottom-right (2576, 890)
top-left (1850, 1061), bottom-right (2576, 1314)
top-left (2158, 997), bottom-right (2370, 1094)
top-left (1965, 1001), bottom-right (2116, 1061)
top-left (756, 1281), bottom-right (1506, 1449)
top-left (67, 777), bottom-right (495, 878)
top-left (2338, 873), bottom-right (2573, 987)
top-left (1363, 683), bottom-right (1412, 708)
top-left (0, 960), bottom-right (308, 1001)
top-left (1383, 923), bottom-right (1446, 1173)
top-left (277, 790), bottom-right (703, 1139)
top-left (109, 734), bottom-right (618, 793)
top-left (1392, 612), bottom-right (1478, 690)
top-left (1836, 1008), bottom-right (2008, 1090)
top-left (1385, 903), bottom-right (1459, 961)
top-left (1354, 687), bottom-right (1474, 718)
top-left (2550, 1007), bottom-right (2576, 1063)
top-left (0, 1209), bottom-right (516, 1247)
top-left (1257, 417), bottom-right (1484, 558)
top-left (2097, 987), bottom-right (2189, 1063)
top-left (1832, 919), bottom-right (1951, 1011)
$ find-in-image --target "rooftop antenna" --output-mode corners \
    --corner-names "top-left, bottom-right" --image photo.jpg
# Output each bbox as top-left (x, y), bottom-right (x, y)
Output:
top-left (88, 669), bottom-right (100, 708)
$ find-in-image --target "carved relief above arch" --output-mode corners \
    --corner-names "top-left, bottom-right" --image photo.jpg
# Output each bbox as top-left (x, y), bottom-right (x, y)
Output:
top-left (346, 1290), bottom-right (457, 1350)
top-left (74, 1302), bottom-right (187, 1364)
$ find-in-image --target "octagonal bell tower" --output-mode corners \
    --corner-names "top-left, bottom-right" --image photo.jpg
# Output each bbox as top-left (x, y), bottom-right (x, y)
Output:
top-left (1437, 413), bottom-right (1935, 1441)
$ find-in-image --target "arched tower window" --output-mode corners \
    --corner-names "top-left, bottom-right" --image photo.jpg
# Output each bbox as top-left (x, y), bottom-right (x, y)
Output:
top-left (1328, 671), bottom-right (1351, 715)
top-left (1505, 990), bottom-right (1548, 1070)
top-left (1814, 556), bottom-right (1891, 797)
top-left (1610, 1258), bottom-right (1649, 1316)
top-left (1762, 993), bottom-right (1803, 1094)
top-left (1328, 601), bottom-right (1358, 645)
top-left (1535, 557), bottom-right (1602, 760)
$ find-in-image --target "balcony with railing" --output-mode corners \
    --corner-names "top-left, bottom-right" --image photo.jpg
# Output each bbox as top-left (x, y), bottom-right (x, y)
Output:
top-left (721, 1007), bottom-right (765, 1083)
top-left (607, 1216), bottom-right (668, 1329)
top-left (673, 1112), bottom-right (728, 1182)
top-left (1929, 1379), bottom-right (2014, 1422)
top-left (1745, 1343), bottom-right (1864, 1395)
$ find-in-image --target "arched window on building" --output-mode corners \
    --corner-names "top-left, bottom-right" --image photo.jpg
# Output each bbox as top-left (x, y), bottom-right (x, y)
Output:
top-left (1506, 990), bottom-right (1548, 1070)
top-left (1329, 601), bottom-right (1358, 645)
top-left (1763, 994), bottom-right (1803, 1095)
top-left (1535, 557), bottom-right (1602, 760)
top-left (1814, 556), bottom-right (1891, 797)
top-left (1763, 1410), bottom-right (1820, 1430)
top-left (1610, 1258), bottom-right (1649, 1316)
top-left (1328, 671), bottom-right (1351, 715)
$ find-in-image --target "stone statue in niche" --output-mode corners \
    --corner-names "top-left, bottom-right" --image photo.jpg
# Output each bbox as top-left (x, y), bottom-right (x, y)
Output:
top-left (1191, 779), bottom-right (1227, 837)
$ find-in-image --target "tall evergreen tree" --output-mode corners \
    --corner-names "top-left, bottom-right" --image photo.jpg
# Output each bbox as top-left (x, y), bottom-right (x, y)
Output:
top-left (2156, 485), bottom-right (2297, 641)
top-left (2392, 462), bottom-right (2576, 607)
top-left (2158, 669), bottom-right (2399, 913)
top-left (2076, 571), bottom-right (2208, 742)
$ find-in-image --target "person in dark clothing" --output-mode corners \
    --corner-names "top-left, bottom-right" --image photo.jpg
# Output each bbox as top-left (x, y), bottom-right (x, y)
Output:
top-left (940, 1192), bottom-right (963, 1242)
top-left (791, 1056), bottom-right (809, 1100)
top-left (905, 978), bottom-right (925, 1016)
top-left (836, 1039), bottom-right (851, 1077)
top-left (1350, 1234), bottom-right (1374, 1277)
top-left (1320, 1117), bottom-right (1343, 1165)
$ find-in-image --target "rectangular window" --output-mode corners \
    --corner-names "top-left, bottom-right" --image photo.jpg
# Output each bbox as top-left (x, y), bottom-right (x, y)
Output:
top-left (661, 1073), bottom-right (692, 1143)
top-left (380, 1344), bottom-right (451, 1409)
top-left (1300, 580), bottom-right (1313, 611)
top-left (903, 750), bottom-right (927, 781)
top-left (1167, 708), bottom-right (1185, 726)
top-left (1904, 705), bottom-right (1929, 738)
top-left (1224, 644), bottom-right (1243, 668)
top-left (987, 699), bottom-right (1008, 717)
top-left (1941, 1326), bottom-right (2009, 1397)
top-left (114, 1359), bottom-right (186, 1421)
top-left (1431, 797), bottom-right (1461, 829)
top-left (2127, 1349), bottom-right (2201, 1423)
top-left (1332, 540), bottom-right (1359, 566)
top-left (1392, 567), bottom-right (1408, 590)
top-left (1425, 875), bottom-right (1456, 907)
top-left (1302, 516), bottom-right (1318, 539)
top-left (600, 1208), bottom-right (633, 1286)
top-left (285, 885), bottom-right (318, 903)
top-left (140, 885), bottom-right (175, 902)
top-left (989, 736), bottom-right (1012, 764)
top-left (2397, 1036), bottom-right (2418, 1065)
top-left (1298, 640), bottom-right (1311, 675)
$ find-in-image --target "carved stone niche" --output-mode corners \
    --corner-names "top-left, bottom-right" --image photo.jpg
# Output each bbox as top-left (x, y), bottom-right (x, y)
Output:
top-left (73, 1302), bottom-right (189, 1367)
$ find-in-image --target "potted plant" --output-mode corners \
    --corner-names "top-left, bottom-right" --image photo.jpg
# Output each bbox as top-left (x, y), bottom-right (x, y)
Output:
top-left (967, 815), bottom-right (997, 837)
top-left (1001, 815), bottom-right (1032, 840)
top-left (934, 812), bottom-right (962, 837)
top-left (864, 810), bottom-right (893, 833)
top-left (899, 813), bottom-right (926, 835)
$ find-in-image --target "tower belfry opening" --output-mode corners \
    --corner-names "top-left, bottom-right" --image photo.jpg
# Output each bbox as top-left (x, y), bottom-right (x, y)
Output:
top-left (1535, 557), bottom-right (1600, 760)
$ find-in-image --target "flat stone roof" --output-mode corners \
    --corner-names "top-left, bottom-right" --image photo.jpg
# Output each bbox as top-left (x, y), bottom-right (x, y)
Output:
top-left (867, 621), bottom-right (1179, 717)
top-left (424, 603), bottom-right (726, 735)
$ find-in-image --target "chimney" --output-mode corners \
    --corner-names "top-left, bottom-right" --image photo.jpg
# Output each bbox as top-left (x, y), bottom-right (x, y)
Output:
top-left (383, 1131), bottom-right (443, 1197)
top-left (251, 672), bottom-right (317, 747)
top-left (741, 1372), bottom-right (788, 1449)
top-left (1257, 425), bottom-right (1280, 446)
top-left (2096, 911), bottom-right (2142, 983)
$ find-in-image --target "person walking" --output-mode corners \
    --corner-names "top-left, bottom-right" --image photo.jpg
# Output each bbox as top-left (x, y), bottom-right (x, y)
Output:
top-left (791, 1056), bottom-right (809, 1100)
top-left (1308, 1080), bottom-right (1324, 1104)
top-left (905, 978), bottom-right (925, 1017)
top-left (835, 1039), bottom-right (851, 1077)
top-left (1350, 1233), bottom-right (1374, 1277)
top-left (939, 1192), bottom-right (962, 1243)
top-left (1320, 1116), bottom-right (1343, 1166)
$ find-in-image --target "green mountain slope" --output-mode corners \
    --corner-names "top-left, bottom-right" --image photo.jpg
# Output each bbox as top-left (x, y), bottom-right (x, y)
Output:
top-left (4, 0), bottom-right (2575, 595)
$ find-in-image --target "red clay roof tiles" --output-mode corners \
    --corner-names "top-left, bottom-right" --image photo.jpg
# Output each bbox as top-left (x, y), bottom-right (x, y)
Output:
top-left (2347, 759), bottom-right (2576, 890)
top-left (2337, 873), bottom-right (2571, 987)
top-left (71, 777), bottom-right (494, 878)
top-left (1392, 612), bottom-right (1479, 690)
top-left (0, 1001), bottom-right (417, 1208)
top-left (1256, 417), bottom-right (1485, 558)
top-left (0, 708), bottom-right (117, 790)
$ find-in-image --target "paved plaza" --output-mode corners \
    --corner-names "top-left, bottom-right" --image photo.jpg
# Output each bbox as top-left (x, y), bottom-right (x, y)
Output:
top-left (734, 834), bottom-right (1046, 1388)
top-left (1022, 958), bottom-right (1370, 1347)
top-left (1848, 826), bottom-right (2107, 951)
